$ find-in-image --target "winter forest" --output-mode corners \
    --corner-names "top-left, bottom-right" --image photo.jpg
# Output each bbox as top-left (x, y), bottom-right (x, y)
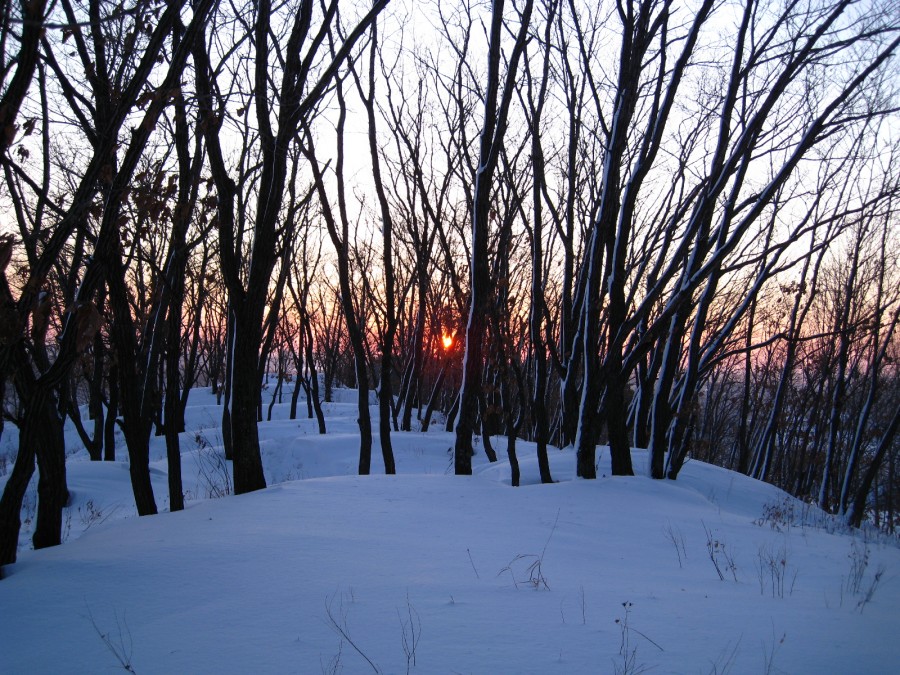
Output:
top-left (0, 0), bottom-right (899, 587)
top-left (2, 1), bottom-right (900, 671)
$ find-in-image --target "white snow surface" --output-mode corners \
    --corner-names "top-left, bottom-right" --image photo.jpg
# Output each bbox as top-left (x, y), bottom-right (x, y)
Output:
top-left (1, 385), bottom-right (899, 674)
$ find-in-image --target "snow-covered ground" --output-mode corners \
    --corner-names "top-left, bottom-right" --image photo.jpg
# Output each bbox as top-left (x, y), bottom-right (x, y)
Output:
top-left (1, 386), bottom-right (898, 673)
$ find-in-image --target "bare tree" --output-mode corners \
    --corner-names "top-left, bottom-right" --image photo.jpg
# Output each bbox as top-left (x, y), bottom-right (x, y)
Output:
top-left (301, 74), bottom-right (378, 474)
top-left (454, 0), bottom-right (534, 475)
top-left (0, 0), bottom-right (215, 567)
top-left (195, 0), bottom-right (388, 492)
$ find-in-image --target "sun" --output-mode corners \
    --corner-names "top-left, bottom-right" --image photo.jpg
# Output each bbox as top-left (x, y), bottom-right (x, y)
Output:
top-left (441, 334), bottom-right (453, 350)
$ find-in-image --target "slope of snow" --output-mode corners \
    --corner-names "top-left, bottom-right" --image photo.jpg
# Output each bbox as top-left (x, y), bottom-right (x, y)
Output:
top-left (1, 386), bottom-right (898, 673)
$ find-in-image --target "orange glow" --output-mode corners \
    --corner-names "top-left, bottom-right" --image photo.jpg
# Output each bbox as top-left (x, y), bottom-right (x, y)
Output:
top-left (441, 334), bottom-right (453, 350)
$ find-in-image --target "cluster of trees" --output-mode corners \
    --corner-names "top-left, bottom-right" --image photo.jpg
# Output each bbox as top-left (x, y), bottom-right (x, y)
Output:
top-left (0, 0), bottom-right (898, 572)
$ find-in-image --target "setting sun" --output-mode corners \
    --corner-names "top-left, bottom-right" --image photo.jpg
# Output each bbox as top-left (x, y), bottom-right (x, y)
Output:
top-left (441, 334), bottom-right (453, 350)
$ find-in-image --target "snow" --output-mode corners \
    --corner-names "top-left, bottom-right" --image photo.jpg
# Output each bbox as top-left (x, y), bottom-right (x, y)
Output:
top-left (1, 385), bottom-right (899, 674)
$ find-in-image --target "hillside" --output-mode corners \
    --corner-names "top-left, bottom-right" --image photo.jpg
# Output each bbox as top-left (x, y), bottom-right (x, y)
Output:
top-left (1, 388), bottom-right (898, 673)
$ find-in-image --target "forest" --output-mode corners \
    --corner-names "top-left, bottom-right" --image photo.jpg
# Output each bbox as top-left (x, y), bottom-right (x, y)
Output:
top-left (0, 0), bottom-right (899, 574)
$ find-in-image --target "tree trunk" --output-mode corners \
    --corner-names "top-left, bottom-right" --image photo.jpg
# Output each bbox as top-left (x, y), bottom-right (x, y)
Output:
top-left (305, 320), bottom-right (326, 434)
top-left (104, 362), bottom-right (118, 462)
top-left (847, 403), bottom-right (900, 528)
top-left (421, 358), bottom-right (449, 433)
top-left (32, 394), bottom-right (68, 550)
top-left (445, 392), bottom-right (460, 433)
top-left (0, 401), bottom-right (37, 565)
top-left (229, 320), bottom-right (268, 492)
top-left (401, 282), bottom-right (427, 432)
